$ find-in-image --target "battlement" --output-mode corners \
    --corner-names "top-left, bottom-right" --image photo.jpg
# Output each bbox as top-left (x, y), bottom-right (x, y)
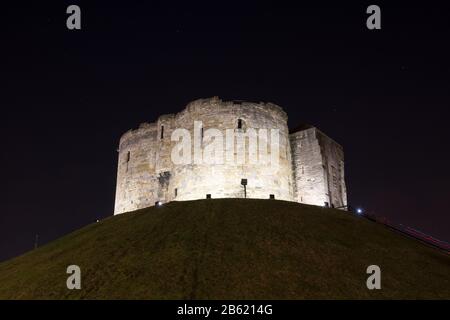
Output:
top-left (184, 97), bottom-right (288, 121)
top-left (290, 125), bottom-right (344, 150)
top-left (120, 97), bottom-right (288, 146)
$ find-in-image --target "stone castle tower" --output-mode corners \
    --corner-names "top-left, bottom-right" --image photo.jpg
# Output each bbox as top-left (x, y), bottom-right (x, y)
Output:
top-left (114, 97), bottom-right (347, 214)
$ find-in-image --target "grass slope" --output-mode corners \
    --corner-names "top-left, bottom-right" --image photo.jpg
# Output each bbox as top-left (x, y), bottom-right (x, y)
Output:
top-left (0, 199), bottom-right (449, 300)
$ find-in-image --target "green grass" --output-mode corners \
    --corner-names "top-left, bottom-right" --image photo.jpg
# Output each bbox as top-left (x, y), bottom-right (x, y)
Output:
top-left (0, 199), bottom-right (448, 299)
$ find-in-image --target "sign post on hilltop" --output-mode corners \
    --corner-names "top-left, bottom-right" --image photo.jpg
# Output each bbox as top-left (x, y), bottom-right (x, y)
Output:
top-left (241, 179), bottom-right (247, 199)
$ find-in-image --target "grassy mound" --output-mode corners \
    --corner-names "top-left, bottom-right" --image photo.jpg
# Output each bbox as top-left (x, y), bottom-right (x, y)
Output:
top-left (0, 199), bottom-right (448, 299)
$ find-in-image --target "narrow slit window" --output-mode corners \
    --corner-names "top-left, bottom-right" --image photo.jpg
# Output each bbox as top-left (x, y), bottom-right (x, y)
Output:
top-left (161, 125), bottom-right (164, 139)
top-left (125, 151), bottom-right (131, 172)
top-left (174, 188), bottom-right (178, 197)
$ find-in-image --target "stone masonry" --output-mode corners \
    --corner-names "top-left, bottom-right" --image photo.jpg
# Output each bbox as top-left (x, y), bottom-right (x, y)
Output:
top-left (114, 97), bottom-right (347, 214)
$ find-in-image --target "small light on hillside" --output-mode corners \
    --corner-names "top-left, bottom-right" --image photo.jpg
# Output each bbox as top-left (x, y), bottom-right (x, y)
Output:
top-left (357, 208), bottom-right (363, 215)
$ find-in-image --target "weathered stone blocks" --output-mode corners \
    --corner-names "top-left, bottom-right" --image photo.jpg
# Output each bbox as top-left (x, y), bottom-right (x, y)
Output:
top-left (114, 97), bottom-right (347, 214)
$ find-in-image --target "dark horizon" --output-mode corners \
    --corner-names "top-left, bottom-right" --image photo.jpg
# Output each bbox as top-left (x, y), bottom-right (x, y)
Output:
top-left (1, 1), bottom-right (449, 262)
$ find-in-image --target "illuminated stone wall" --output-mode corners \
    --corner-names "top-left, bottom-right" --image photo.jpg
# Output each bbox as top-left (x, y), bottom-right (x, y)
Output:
top-left (114, 97), bottom-right (294, 214)
top-left (114, 97), bottom-right (347, 214)
top-left (290, 127), bottom-right (347, 208)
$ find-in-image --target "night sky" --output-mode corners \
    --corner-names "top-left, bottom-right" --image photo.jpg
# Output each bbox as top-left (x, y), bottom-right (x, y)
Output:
top-left (1, 1), bottom-right (449, 262)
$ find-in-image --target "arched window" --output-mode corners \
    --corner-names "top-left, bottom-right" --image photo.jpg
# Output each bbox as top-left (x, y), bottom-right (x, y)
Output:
top-left (237, 119), bottom-right (243, 129)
